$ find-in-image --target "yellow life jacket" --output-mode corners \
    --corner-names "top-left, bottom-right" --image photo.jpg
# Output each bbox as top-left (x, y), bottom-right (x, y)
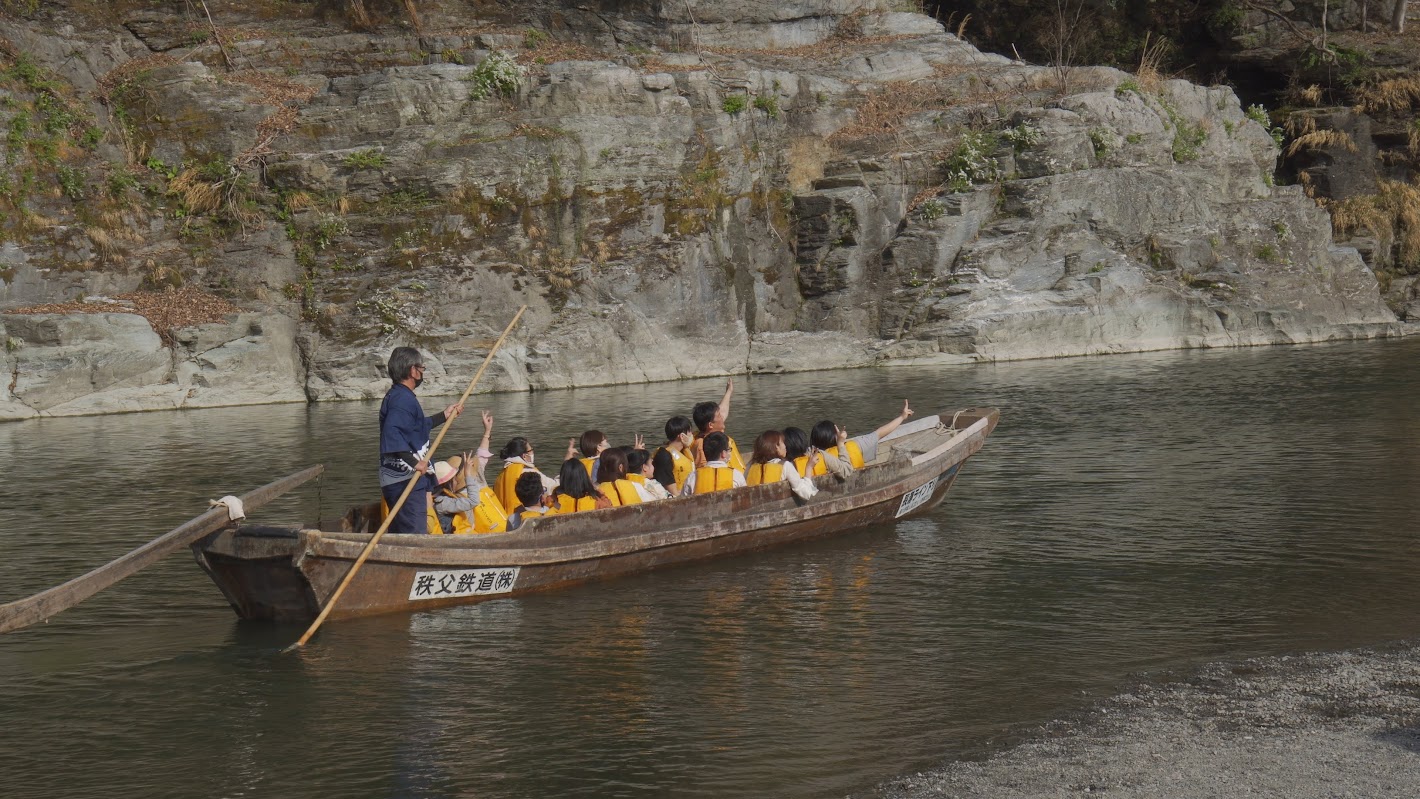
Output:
top-left (511, 506), bottom-right (548, 528)
top-left (828, 440), bottom-right (866, 469)
top-left (692, 466), bottom-right (736, 495)
top-left (425, 495), bottom-right (442, 534)
top-left (794, 454), bottom-right (827, 477)
top-left (692, 435), bottom-right (745, 471)
top-left (658, 446), bottom-right (693, 493)
top-left (494, 461), bottom-right (527, 514)
top-left (746, 460), bottom-right (785, 486)
top-left (727, 437), bottom-right (746, 471)
top-left (466, 486), bottom-right (508, 534)
top-left (579, 456), bottom-right (597, 481)
top-left (415, 486), bottom-right (506, 535)
top-left (552, 493), bottom-right (599, 514)
top-left (626, 473), bottom-right (647, 486)
top-left (599, 479), bottom-right (642, 507)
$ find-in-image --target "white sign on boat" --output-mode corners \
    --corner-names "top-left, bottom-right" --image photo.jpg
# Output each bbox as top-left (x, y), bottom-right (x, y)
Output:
top-left (408, 567), bottom-right (520, 600)
top-left (895, 476), bottom-right (939, 518)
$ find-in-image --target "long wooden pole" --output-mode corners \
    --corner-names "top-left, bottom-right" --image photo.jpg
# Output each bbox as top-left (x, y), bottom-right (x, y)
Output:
top-left (0, 464), bottom-right (324, 634)
top-left (286, 306), bottom-right (526, 650)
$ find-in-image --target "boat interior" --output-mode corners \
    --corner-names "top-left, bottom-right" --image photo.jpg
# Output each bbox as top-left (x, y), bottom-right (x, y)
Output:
top-left (286, 411), bottom-right (987, 537)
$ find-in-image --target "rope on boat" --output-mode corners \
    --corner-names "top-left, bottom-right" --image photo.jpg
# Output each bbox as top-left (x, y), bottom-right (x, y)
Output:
top-left (935, 410), bottom-right (967, 436)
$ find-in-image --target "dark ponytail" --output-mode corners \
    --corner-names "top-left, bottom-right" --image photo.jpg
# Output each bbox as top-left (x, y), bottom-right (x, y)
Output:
top-left (499, 437), bottom-right (530, 460)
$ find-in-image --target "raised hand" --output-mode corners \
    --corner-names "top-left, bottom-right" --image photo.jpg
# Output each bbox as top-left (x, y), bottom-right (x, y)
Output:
top-left (481, 409), bottom-right (494, 430)
top-left (901, 399), bottom-right (914, 419)
top-left (633, 433), bottom-right (646, 450)
top-left (565, 438), bottom-right (578, 460)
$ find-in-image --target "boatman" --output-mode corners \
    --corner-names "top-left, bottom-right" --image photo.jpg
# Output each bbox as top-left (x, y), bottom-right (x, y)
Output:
top-left (379, 346), bottom-right (463, 534)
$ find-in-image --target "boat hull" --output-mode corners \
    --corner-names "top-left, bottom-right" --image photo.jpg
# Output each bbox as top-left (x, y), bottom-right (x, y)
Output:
top-left (193, 408), bottom-right (996, 623)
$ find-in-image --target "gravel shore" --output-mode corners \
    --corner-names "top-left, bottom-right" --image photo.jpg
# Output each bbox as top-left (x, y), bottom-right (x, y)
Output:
top-left (874, 644), bottom-right (1420, 798)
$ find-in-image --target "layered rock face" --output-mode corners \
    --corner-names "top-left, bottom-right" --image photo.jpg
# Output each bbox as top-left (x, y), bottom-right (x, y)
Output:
top-left (0, 1), bottom-right (1401, 420)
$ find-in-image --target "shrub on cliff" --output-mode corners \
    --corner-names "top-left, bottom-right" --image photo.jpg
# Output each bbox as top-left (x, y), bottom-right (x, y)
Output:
top-left (468, 51), bottom-right (525, 100)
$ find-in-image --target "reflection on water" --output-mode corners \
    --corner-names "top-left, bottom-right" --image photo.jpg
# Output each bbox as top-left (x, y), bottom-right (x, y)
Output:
top-left (1, 339), bottom-right (1419, 797)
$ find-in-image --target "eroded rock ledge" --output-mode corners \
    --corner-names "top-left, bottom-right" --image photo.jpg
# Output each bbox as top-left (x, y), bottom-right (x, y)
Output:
top-left (0, 1), bottom-right (1403, 420)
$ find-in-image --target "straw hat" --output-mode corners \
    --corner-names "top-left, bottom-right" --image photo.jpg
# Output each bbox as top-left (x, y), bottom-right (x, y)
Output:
top-left (433, 459), bottom-right (458, 485)
top-left (442, 455), bottom-right (468, 491)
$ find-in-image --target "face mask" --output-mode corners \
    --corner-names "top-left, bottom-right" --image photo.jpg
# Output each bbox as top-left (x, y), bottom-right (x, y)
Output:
top-left (414, 376), bottom-right (424, 388)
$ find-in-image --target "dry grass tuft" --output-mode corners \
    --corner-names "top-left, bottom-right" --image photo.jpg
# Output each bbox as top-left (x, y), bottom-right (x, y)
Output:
top-left (1354, 77), bottom-right (1420, 115)
top-left (169, 165), bottom-right (262, 229)
top-left (516, 40), bottom-right (609, 69)
top-left (1284, 129), bottom-right (1358, 158)
top-left (85, 226), bottom-right (118, 256)
top-left (170, 169), bottom-right (226, 216)
top-left (1285, 115), bottom-right (1318, 137)
top-left (833, 80), bottom-right (954, 140)
top-left (86, 211), bottom-right (143, 254)
top-left (284, 190), bottom-right (318, 212)
top-left (1135, 33), bottom-right (1171, 93)
top-left (831, 64), bottom-right (1004, 141)
top-left (227, 71), bottom-right (319, 106)
top-left (22, 211), bottom-right (60, 231)
top-left (1326, 179), bottom-right (1420, 269)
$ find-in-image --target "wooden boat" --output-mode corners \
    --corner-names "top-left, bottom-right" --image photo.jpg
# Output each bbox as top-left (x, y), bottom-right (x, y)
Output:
top-left (192, 407), bottom-right (999, 623)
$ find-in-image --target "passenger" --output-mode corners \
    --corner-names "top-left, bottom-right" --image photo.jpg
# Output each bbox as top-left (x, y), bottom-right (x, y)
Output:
top-left (597, 448), bottom-right (643, 507)
top-left (378, 346), bottom-right (463, 534)
top-left (626, 449), bottom-right (672, 501)
top-left (681, 431), bottom-right (746, 496)
top-left (549, 458), bottom-right (612, 514)
top-left (689, 379), bottom-right (746, 470)
top-left (784, 426), bottom-right (824, 478)
top-left (652, 415), bottom-right (696, 494)
top-left (808, 421), bottom-right (855, 479)
top-left (507, 471), bottom-right (554, 530)
top-left (745, 430), bottom-right (821, 500)
top-left (432, 410), bottom-right (507, 534)
top-left (431, 455), bottom-right (507, 534)
top-left (578, 430), bottom-right (608, 481)
top-left (494, 436), bottom-right (566, 513)
top-left (811, 399), bottom-right (915, 471)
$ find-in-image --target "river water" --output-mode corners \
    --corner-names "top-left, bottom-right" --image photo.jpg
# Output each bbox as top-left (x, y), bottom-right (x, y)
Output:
top-left (1, 338), bottom-right (1418, 798)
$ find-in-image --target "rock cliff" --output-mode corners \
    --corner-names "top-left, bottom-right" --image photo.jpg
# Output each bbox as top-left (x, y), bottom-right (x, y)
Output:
top-left (0, 0), bottom-right (1402, 420)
